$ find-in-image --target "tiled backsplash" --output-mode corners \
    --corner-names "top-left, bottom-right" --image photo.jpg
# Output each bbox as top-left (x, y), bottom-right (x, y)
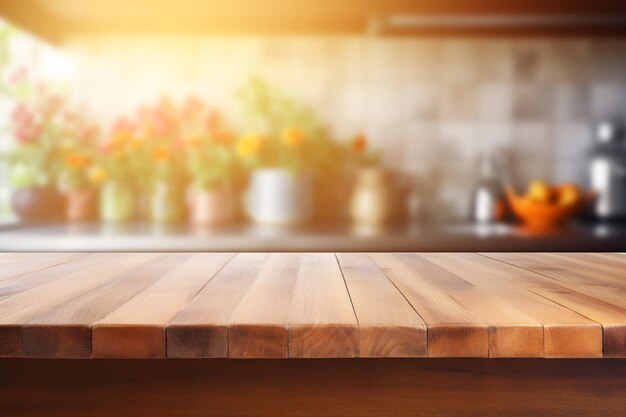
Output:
top-left (66, 37), bottom-right (626, 219)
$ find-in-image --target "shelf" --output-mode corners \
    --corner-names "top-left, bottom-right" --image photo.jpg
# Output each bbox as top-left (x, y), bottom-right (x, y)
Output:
top-left (1, 221), bottom-right (625, 251)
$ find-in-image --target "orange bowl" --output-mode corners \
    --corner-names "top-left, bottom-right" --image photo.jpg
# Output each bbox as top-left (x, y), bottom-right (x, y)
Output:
top-left (506, 186), bottom-right (590, 230)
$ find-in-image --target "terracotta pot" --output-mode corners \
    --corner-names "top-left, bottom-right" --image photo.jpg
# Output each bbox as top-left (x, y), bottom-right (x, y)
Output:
top-left (65, 188), bottom-right (98, 222)
top-left (314, 176), bottom-right (348, 222)
top-left (349, 168), bottom-right (390, 226)
top-left (188, 185), bottom-right (235, 226)
top-left (11, 186), bottom-right (65, 223)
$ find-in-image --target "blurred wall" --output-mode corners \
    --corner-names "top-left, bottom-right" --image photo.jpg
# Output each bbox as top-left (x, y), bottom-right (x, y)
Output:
top-left (66, 37), bottom-right (626, 219)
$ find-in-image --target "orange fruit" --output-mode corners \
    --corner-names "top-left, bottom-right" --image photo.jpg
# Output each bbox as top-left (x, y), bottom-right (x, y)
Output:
top-left (557, 183), bottom-right (581, 207)
top-left (527, 180), bottom-right (553, 204)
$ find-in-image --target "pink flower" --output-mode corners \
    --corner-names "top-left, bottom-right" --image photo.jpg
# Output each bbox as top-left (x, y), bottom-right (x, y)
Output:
top-left (8, 66), bottom-right (27, 85)
top-left (81, 125), bottom-right (99, 142)
top-left (173, 137), bottom-right (185, 150)
top-left (112, 116), bottom-right (135, 135)
top-left (100, 142), bottom-right (115, 154)
top-left (15, 121), bottom-right (42, 144)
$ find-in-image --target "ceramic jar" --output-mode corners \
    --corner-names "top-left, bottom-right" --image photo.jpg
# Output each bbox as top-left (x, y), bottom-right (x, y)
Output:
top-left (100, 181), bottom-right (135, 223)
top-left (187, 185), bottom-right (235, 226)
top-left (150, 181), bottom-right (185, 224)
top-left (245, 168), bottom-right (313, 225)
top-left (349, 168), bottom-right (390, 226)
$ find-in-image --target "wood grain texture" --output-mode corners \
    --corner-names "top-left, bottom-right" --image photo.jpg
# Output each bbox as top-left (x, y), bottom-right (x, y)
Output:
top-left (396, 253), bottom-right (544, 358)
top-left (288, 253), bottom-right (358, 358)
top-left (92, 253), bottom-right (234, 358)
top-left (22, 254), bottom-right (187, 358)
top-left (167, 253), bottom-right (269, 358)
top-left (0, 252), bottom-right (624, 359)
top-left (0, 254), bottom-right (93, 301)
top-left (368, 253), bottom-right (489, 357)
top-left (2, 358), bottom-right (625, 417)
top-left (487, 253), bottom-right (626, 308)
top-left (0, 253), bottom-right (87, 285)
top-left (482, 253), bottom-right (626, 357)
top-left (0, 253), bottom-right (159, 358)
top-left (337, 253), bottom-right (426, 357)
top-left (423, 253), bottom-right (602, 358)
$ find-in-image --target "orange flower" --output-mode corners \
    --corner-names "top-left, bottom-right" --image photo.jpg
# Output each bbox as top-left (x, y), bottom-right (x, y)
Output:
top-left (153, 146), bottom-right (171, 162)
top-left (281, 127), bottom-right (305, 147)
top-left (352, 134), bottom-right (367, 152)
top-left (213, 131), bottom-right (233, 144)
top-left (184, 136), bottom-right (202, 148)
top-left (65, 153), bottom-right (91, 169)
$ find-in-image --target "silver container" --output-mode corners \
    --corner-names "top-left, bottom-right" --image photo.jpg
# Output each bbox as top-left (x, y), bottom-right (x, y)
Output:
top-left (589, 122), bottom-right (626, 219)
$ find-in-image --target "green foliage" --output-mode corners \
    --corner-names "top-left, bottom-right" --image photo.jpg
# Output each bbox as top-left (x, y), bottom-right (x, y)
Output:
top-left (187, 140), bottom-right (237, 189)
top-left (236, 76), bottom-right (342, 174)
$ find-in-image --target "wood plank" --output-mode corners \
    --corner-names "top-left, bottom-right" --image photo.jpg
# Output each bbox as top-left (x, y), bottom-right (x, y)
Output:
top-left (539, 253), bottom-right (626, 292)
top-left (227, 253), bottom-right (301, 358)
top-left (21, 254), bottom-right (180, 358)
top-left (487, 253), bottom-right (626, 308)
top-left (167, 253), bottom-right (269, 358)
top-left (288, 253), bottom-right (358, 358)
top-left (482, 253), bottom-right (626, 357)
top-left (368, 253), bottom-right (489, 357)
top-left (374, 253), bottom-right (543, 357)
top-left (0, 253), bottom-right (88, 285)
top-left (337, 253), bottom-right (426, 357)
top-left (3, 358), bottom-right (626, 417)
top-left (0, 254), bottom-right (92, 300)
top-left (423, 253), bottom-right (603, 358)
top-left (92, 253), bottom-right (234, 358)
top-left (0, 253), bottom-right (159, 357)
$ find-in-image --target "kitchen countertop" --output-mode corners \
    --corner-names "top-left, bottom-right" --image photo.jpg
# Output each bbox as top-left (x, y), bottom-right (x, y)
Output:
top-left (1, 252), bottom-right (625, 359)
top-left (1, 221), bottom-right (626, 251)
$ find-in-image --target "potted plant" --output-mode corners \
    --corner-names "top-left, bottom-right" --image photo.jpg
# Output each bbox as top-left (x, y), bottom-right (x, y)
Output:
top-left (7, 91), bottom-right (67, 223)
top-left (138, 97), bottom-right (187, 224)
top-left (184, 105), bottom-right (238, 226)
top-left (149, 144), bottom-right (186, 224)
top-left (346, 134), bottom-right (388, 226)
top-left (94, 121), bottom-right (141, 223)
top-left (236, 77), bottom-right (333, 225)
top-left (57, 111), bottom-right (100, 221)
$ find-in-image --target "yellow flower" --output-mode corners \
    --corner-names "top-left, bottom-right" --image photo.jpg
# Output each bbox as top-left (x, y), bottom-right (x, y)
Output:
top-left (153, 146), bottom-right (171, 162)
top-left (236, 134), bottom-right (263, 158)
top-left (281, 127), bottom-right (305, 147)
top-left (88, 166), bottom-right (107, 185)
top-left (129, 136), bottom-right (145, 150)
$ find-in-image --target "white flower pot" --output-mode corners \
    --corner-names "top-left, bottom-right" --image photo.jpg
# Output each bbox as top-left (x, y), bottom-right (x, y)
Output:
top-left (245, 168), bottom-right (313, 224)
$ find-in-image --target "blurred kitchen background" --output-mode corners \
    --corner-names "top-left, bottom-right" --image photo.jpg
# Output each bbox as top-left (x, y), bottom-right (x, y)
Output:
top-left (1, 1), bottom-right (626, 251)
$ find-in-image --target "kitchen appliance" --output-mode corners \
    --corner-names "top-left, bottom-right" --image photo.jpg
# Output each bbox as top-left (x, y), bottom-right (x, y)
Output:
top-left (589, 122), bottom-right (626, 220)
top-left (469, 153), bottom-right (506, 223)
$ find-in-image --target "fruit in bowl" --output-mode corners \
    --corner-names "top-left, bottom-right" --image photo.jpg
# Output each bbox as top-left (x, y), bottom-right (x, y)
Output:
top-left (506, 181), bottom-right (591, 229)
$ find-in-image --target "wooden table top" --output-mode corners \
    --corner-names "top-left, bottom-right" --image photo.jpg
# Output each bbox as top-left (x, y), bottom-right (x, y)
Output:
top-left (0, 252), bottom-right (625, 359)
